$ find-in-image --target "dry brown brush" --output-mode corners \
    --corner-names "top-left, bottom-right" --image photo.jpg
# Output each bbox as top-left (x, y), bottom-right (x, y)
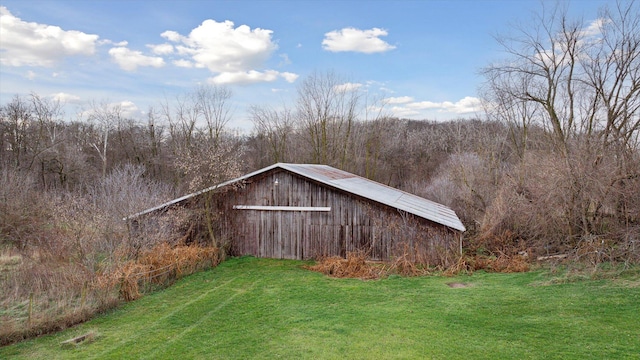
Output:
top-left (97, 242), bottom-right (221, 302)
top-left (477, 148), bottom-right (640, 265)
top-left (1, 242), bottom-right (220, 346)
top-left (306, 251), bottom-right (385, 280)
top-left (306, 249), bottom-right (432, 279)
top-left (387, 243), bottom-right (431, 277)
top-left (0, 167), bottom-right (221, 346)
top-left (443, 254), bottom-right (530, 276)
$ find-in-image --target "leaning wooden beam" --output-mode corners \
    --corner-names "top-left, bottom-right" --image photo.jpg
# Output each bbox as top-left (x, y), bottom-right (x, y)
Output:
top-left (60, 332), bottom-right (95, 348)
top-left (537, 254), bottom-right (568, 261)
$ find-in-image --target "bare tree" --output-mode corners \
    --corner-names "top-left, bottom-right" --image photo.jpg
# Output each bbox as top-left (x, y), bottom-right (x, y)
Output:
top-left (249, 104), bottom-right (294, 163)
top-left (0, 95), bottom-right (32, 169)
top-left (296, 71), bottom-right (360, 168)
top-left (582, 1), bottom-right (640, 151)
top-left (159, 86), bottom-right (236, 189)
top-left (196, 84), bottom-right (233, 144)
top-left (481, 0), bottom-right (640, 260)
top-left (482, 2), bottom-right (587, 156)
top-left (144, 106), bottom-right (168, 180)
top-left (30, 93), bottom-right (63, 148)
top-left (86, 101), bottom-right (125, 178)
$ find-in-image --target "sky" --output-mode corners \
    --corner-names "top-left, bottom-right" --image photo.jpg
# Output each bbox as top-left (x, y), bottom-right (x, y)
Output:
top-left (0, 0), bottom-right (614, 131)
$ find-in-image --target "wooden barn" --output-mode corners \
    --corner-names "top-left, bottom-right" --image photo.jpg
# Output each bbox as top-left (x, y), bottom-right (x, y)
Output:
top-left (130, 163), bottom-right (465, 265)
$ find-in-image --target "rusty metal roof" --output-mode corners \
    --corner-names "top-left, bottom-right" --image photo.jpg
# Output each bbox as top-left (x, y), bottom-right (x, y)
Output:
top-left (278, 164), bottom-right (465, 231)
top-left (127, 163), bottom-right (465, 232)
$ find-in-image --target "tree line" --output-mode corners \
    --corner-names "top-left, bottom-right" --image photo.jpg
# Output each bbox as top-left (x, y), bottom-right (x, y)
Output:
top-left (0, 0), bottom-right (638, 282)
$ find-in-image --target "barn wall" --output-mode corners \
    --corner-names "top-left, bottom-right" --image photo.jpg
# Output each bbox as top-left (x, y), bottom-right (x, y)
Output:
top-left (207, 169), bottom-right (458, 265)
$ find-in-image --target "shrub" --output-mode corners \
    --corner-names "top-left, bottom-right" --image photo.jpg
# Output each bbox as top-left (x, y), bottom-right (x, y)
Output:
top-left (306, 251), bottom-right (384, 280)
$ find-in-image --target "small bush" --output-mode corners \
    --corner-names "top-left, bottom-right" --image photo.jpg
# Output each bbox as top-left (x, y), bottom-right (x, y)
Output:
top-left (96, 242), bottom-right (221, 302)
top-left (443, 254), bottom-right (531, 276)
top-left (306, 251), bottom-right (384, 280)
top-left (387, 248), bottom-right (430, 277)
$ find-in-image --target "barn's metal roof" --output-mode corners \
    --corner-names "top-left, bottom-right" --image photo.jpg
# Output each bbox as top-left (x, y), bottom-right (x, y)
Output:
top-left (277, 164), bottom-right (465, 231)
top-left (127, 163), bottom-right (465, 232)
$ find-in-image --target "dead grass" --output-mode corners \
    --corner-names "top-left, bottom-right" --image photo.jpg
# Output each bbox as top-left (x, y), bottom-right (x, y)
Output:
top-left (443, 256), bottom-right (472, 276)
top-left (0, 252), bottom-right (23, 281)
top-left (443, 254), bottom-right (530, 276)
top-left (307, 250), bottom-right (432, 280)
top-left (1, 242), bottom-right (221, 346)
top-left (387, 250), bottom-right (430, 277)
top-left (308, 250), bottom-right (531, 279)
top-left (0, 253), bottom-right (22, 268)
top-left (0, 298), bottom-right (115, 347)
top-left (306, 251), bottom-right (385, 280)
top-left (96, 242), bottom-right (221, 302)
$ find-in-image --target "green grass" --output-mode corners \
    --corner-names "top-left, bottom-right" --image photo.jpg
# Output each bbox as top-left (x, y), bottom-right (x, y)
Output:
top-left (2, 257), bottom-right (639, 359)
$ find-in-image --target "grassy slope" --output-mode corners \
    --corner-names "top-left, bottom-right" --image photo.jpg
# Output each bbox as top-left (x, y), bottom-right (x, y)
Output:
top-left (2, 257), bottom-right (639, 359)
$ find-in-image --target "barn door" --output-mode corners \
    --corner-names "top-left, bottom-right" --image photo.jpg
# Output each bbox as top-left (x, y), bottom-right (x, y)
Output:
top-left (261, 210), bottom-right (300, 260)
top-left (234, 206), bottom-right (330, 260)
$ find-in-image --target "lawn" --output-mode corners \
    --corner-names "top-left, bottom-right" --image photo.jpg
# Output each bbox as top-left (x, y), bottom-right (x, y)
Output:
top-left (1, 256), bottom-right (639, 359)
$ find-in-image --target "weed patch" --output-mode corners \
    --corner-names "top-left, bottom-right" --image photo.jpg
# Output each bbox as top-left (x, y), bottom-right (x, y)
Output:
top-left (96, 242), bottom-right (221, 302)
top-left (444, 254), bottom-right (530, 276)
top-left (0, 242), bottom-right (220, 346)
top-left (306, 251), bottom-right (384, 279)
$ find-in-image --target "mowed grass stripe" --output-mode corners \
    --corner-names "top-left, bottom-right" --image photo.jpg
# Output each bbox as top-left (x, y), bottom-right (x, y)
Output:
top-left (88, 276), bottom-right (239, 360)
top-left (140, 280), bottom-right (262, 360)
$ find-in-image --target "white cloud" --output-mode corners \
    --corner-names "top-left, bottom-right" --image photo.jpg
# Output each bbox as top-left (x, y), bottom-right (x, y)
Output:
top-left (384, 96), bottom-right (414, 104)
top-left (79, 100), bottom-right (142, 121)
top-left (582, 18), bottom-right (610, 37)
top-left (160, 30), bottom-right (182, 42)
top-left (209, 70), bottom-right (298, 85)
top-left (407, 100), bottom-right (442, 110)
top-left (118, 100), bottom-right (140, 118)
top-left (160, 19), bottom-right (277, 73)
top-left (50, 92), bottom-right (81, 103)
top-left (447, 96), bottom-right (482, 113)
top-left (154, 19), bottom-right (299, 84)
top-left (173, 59), bottom-right (194, 68)
top-left (108, 46), bottom-right (165, 71)
top-left (280, 72), bottom-right (299, 83)
top-left (148, 43), bottom-right (174, 55)
top-left (334, 82), bottom-right (363, 93)
top-left (322, 27), bottom-right (395, 53)
top-left (100, 39), bottom-right (128, 47)
top-left (390, 105), bottom-right (420, 118)
top-left (388, 96), bottom-right (482, 118)
top-left (407, 96), bottom-right (481, 114)
top-left (0, 6), bottom-right (99, 67)
top-left (26, 70), bottom-right (36, 80)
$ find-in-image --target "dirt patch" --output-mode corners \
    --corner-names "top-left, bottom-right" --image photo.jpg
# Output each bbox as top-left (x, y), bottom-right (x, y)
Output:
top-left (446, 282), bottom-right (471, 288)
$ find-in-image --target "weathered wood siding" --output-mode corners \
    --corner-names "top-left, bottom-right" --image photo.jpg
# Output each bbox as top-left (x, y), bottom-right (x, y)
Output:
top-left (209, 169), bottom-right (458, 264)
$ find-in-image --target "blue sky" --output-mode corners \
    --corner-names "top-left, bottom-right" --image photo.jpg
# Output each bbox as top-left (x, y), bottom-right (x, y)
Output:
top-left (0, 0), bottom-right (613, 131)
